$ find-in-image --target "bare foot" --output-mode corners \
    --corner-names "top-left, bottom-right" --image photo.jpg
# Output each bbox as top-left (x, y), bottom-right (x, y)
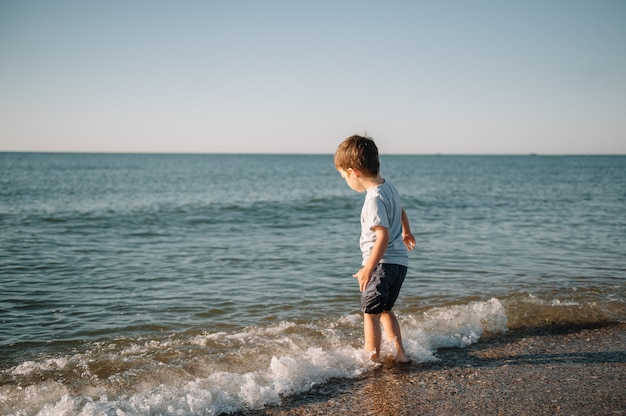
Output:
top-left (395, 354), bottom-right (412, 364)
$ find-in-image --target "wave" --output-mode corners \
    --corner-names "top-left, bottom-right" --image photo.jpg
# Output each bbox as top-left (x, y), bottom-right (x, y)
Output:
top-left (0, 296), bottom-right (528, 416)
top-left (502, 290), bottom-right (626, 330)
top-left (2, 291), bottom-right (623, 416)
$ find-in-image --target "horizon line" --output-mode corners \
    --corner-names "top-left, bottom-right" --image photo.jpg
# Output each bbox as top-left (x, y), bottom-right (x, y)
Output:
top-left (1, 151), bottom-right (625, 157)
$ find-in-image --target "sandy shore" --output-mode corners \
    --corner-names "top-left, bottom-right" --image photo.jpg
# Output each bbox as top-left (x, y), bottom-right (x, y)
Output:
top-left (239, 323), bottom-right (626, 416)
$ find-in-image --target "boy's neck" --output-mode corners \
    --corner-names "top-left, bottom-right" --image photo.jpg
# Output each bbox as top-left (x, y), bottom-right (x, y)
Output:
top-left (360, 174), bottom-right (385, 190)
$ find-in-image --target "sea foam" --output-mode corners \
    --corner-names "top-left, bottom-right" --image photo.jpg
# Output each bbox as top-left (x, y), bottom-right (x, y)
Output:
top-left (1, 298), bottom-right (507, 416)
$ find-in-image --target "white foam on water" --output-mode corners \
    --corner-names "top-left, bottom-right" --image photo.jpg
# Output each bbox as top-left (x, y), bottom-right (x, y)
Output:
top-left (11, 358), bottom-right (70, 376)
top-left (1, 298), bottom-right (508, 416)
top-left (401, 297), bottom-right (508, 361)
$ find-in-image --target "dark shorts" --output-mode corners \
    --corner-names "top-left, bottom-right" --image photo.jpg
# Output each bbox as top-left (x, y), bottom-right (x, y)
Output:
top-left (361, 263), bottom-right (407, 314)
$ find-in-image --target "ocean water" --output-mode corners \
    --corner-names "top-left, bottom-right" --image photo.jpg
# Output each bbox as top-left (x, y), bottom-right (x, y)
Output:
top-left (1, 153), bottom-right (625, 415)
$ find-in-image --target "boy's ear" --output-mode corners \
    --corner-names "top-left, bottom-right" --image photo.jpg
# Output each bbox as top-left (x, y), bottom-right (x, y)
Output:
top-left (348, 167), bottom-right (361, 177)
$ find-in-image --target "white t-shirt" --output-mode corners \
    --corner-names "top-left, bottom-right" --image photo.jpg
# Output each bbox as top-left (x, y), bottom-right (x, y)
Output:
top-left (360, 180), bottom-right (409, 267)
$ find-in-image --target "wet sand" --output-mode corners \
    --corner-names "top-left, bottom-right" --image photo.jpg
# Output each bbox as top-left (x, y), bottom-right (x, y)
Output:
top-left (240, 323), bottom-right (626, 415)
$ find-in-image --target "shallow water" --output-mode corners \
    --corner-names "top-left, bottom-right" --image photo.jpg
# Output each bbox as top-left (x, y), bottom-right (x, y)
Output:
top-left (1, 153), bottom-right (624, 415)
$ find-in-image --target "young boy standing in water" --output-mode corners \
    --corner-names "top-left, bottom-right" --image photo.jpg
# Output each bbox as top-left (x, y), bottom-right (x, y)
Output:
top-left (335, 135), bottom-right (416, 364)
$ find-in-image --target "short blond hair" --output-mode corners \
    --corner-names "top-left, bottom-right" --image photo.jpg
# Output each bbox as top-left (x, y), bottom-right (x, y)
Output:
top-left (334, 135), bottom-right (380, 176)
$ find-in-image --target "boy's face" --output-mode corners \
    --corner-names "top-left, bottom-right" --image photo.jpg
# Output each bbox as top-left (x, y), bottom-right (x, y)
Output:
top-left (338, 168), bottom-right (366, 193)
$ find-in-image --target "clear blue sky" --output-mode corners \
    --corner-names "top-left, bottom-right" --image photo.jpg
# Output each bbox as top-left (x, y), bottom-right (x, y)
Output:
top-left (1, 0), bottom-right (624, 154)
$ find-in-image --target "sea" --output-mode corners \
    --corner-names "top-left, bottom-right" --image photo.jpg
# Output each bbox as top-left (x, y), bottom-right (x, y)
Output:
top-left (1, 153), bottom-right (625, 415)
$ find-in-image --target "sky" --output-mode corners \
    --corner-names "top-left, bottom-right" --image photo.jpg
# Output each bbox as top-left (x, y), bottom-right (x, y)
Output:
top-left (1, 1), bottom-right (625, 154)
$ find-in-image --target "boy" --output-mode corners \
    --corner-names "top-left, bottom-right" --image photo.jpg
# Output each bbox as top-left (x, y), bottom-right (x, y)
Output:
top-left (334, 135), bottom-right (416, 364)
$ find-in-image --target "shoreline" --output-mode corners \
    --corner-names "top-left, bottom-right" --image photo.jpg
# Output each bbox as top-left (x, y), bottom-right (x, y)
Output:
top-left (240, 323), bottom-right (626, 415)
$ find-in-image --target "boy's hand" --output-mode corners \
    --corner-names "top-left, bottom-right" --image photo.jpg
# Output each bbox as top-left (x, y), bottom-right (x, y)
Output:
top-left (403, 232), bottom-right (416, 250)
top-left (354, 227), bottom-right (387, 291)
top-left (353, 268), bottom-right (371, 292)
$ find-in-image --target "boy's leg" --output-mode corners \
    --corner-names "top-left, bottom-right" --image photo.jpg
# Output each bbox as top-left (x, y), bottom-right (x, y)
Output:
top-left (363, 312), bottom-right (382, 362)
top-left (381, 310), bottom-right (410, 363)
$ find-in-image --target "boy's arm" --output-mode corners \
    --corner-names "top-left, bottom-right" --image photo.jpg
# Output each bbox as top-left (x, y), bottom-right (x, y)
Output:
top-left (401, 208), bottom-right (416, 250)
top-left (353, 226), bottom-right (389, 292)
